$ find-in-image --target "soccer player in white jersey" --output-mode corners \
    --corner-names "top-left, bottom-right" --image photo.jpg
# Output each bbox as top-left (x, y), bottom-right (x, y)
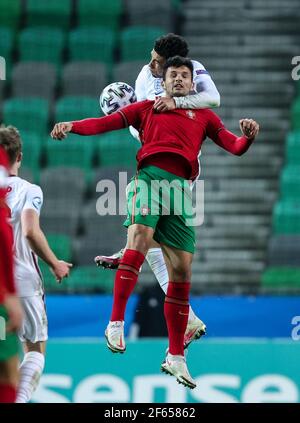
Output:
top-left (95, 34), bottom-right (220, 348)
top-left (0, 126), bottom-right (72, 403)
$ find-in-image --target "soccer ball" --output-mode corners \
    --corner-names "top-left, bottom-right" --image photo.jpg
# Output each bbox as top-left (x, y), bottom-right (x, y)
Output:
top-left (100, 82), bottom-right (137, 115)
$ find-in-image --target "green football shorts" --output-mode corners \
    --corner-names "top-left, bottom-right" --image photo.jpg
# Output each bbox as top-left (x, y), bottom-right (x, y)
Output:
top-left (0, 304), bottom-right (20, 362)
top-left (124, 165), bottom-right (196, 254)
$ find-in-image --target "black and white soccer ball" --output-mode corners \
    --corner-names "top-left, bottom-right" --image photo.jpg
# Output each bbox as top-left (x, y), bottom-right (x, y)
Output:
top-left (99, 82), bottom-right (137, 115)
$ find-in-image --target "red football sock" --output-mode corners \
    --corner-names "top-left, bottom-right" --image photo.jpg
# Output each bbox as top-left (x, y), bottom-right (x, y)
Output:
top-left (164, 281), bottom-right (191, 356)
top-left (111, 249), bottom-right (145, 321)
top-left (0, 384), bottom-right (17, 403)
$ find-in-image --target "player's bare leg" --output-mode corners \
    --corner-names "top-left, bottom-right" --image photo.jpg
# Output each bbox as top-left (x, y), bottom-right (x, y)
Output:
top-left (0, 356), bottom-right (19, 403)
top-left (96, 238), bottom-right (206, 347)
top-left (16, 340), bottom-right (46, 403)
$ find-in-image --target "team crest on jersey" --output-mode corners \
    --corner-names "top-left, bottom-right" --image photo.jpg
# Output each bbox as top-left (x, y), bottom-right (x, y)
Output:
top-left (186, 110), bottom-right (196, 120)
top-left (141, 205), bottom-right (150, 217)
top-left (32, 196), bottom-right (42, 211)
top-left (154, 79), bottom-right (164, 95)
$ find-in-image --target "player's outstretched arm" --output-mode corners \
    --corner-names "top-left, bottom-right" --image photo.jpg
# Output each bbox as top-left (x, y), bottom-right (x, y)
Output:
top-left (209, 116), bottom-right (259, 156)
top-left (51, 122), bottom-right (73, 140)
top-left (51, 112), bottom-right (129, 140)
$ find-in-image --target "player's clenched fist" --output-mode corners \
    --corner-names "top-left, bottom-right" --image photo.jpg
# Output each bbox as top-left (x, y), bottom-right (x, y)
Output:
top-left (51, 122), bottom-right (73, 140)
top-left (239, 119), bottom-right (259, 139)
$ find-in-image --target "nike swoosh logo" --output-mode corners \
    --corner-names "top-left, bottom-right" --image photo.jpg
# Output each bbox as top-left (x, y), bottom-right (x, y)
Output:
top-left (179, 311), bottom-right (189, 316)
top-left (121, 276), bottom-right (133, 280)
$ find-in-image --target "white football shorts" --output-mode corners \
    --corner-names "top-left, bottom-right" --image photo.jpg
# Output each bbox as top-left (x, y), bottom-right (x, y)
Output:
top-left (19, 295), bottom-right (48, 343)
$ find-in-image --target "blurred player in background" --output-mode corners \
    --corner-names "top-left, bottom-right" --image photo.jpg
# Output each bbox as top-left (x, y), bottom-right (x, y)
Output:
top-left (0, 145), bottom-right (23, 403)
top-left (51, 56), bottom-right (259, 388)
top-left (96, 33), bottom-right (221, 348)
top-left (0, 126), bottom-right (72, 403)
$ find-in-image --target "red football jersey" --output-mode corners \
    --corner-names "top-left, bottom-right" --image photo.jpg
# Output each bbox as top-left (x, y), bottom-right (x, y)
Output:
top-left (0, 146), bottom-right (15, 304)
top-left (119, 100), bottom-right (226, 179)
top-left (72, 100), bottom-right (254, 180)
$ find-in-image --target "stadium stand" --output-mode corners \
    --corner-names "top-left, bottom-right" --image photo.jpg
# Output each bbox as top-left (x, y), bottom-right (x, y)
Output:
top-left (77, 0), bottom-right (123, 31)
top-left (25, 0), bottom-right (72, 30)
top-left (68, 28), bottom-right (116, 69)
top-left (19, 27), bottom-right (65, 70)
top-left (0, 0), bottom-right (21, 31)
top-left (55, 96), bottom-right (100, 122)
top-left (3, 98), bottom-right (50, 137)
top-left (120, 27), bottom-right (165, 61)
top-left (1, 0), bottom-right (299, 295)
top-left (97, 129), bottom-right (139, 168)
top-left (0, 27), bottom-right (13, 72)
top-left (113, 61), bottom-right (146, 87)
top-left (11, 62), bottom-right (57, 101)
top-left (20, 131), bottom-right (42, 182)
top-left (62, 62), bottom-right (107, 97)
top-left (125, 0), bottom-right (176, 31)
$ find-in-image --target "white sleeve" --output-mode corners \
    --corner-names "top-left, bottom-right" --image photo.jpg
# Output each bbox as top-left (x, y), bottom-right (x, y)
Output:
top-left (174, 60), bottom-right (221, 109)
top-left (130, 66), bottom-right (149, 141)
top-left (23, 185), bottom-right (43, 215)
top-left (0, 165), bottom-right (7, 188)
top-left (135, 66), bottom-right (148, 101)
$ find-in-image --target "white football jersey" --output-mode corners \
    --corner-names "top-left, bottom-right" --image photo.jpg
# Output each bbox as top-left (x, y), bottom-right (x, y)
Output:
top-left (6, 176), bottom-right (44, 297)
top-left (134, 59), bottom-right (216, 101)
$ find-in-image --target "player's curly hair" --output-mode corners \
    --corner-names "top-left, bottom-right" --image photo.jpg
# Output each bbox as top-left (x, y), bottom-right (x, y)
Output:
top-left (162, 56), bottom-right (193, 81)
top-left (0, 125), bottom-right (22, 165)
top-left (154, 33), bottom-right (189, 59)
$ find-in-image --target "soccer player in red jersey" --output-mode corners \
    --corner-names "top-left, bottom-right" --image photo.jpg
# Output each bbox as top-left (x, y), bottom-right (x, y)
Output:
top-left (1, 126), bottom-right (72, 403)
top-left (0, 146), bottom-right (23, 403)
top-left (51, 56), bottom-right (259, 389)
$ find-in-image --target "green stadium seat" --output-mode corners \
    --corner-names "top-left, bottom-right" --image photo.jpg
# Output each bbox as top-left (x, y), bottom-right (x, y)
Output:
top-left (0, 0), bottom-right (21, 30)
top-left (98, 129), bottom-right (139, 167)
top-left (172, 0), bottom-right (182, 8)
top-left (262, 267), bottom-right (300, 289)
top-left (20, 131), bottom-right (42, 181)
top-left (55, 96), bottom-right (100, 122)
top-left (273, 200), bottom-right (300, 234)
top-left (291, 97), bottom-right (300, 130)
top-left (77, 0), bottom-right (123, 31)
top-left (46, 135), bottom-right (95, 175)
top-left (0, 27), bottom-right (13, 73)
top-left (38, 233), bottom-right (72, 292)
top-left (67, 266), bottom-right (114, 293)
top-left (280, 165), bottom-right (300, 200)
top-left (26, 0), bottom-right (72, 30)
top-left (69, 28), bottom-right (116, 67)
top-left (46, 233), bottom-right (72, 261)
top-left (3, 98), bottom-right (50, 137)
top-left (120, 27), bottom-right (165, 61)
top-left (286, 131), bottom-right (300, 165)
top-left (54, 97), bottom-right (100, 174)
top-left (19, 27), bottom-right (64, 69)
